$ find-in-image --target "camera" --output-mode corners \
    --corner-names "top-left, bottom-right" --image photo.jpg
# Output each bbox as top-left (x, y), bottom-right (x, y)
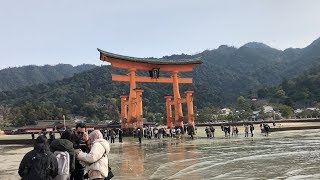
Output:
top-left (74, 133), bottom-right (87, 152)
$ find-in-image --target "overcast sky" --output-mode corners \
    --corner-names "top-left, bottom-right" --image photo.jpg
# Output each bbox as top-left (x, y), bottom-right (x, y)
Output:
top-left (1, 0), bottom-right (320, 69)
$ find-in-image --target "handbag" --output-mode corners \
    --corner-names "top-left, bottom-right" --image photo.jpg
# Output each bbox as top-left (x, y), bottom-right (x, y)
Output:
top-left (88, 152), bottom-right (114, 180)
top-left (105, 163), bottom-right (114, 180)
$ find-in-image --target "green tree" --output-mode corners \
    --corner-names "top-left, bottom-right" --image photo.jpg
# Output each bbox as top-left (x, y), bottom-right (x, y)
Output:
top-left (275, 89), bottom-right (286, 98)
top-left (258, 107), bottom-right (268, 120)
top-left (196, 106), bottom-right (218, 122)
top-left (237, 96), bottom-right (246, 108)
top-left (278, 105), bottom-right (293, 119)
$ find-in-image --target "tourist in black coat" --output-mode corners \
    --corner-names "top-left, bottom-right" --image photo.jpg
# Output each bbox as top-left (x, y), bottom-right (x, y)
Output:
top-left (19, 135), bottom-right (58, 180)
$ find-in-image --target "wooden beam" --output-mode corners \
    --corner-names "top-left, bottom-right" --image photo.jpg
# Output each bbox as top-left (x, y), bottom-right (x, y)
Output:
top-left (112, 74), bottom-right (193, 83)
top-left (179, 98), bottom-right (187, 104)
top-left (103, 56), bottom-right (197, 72)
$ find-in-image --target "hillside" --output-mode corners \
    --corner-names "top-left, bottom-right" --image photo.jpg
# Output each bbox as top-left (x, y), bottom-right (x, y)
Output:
top-left (1, 37), bottom-right (320, 126)
top-left (0, 64), bottom-right (97, 91)
top-left (191, 37), bottom-right (320, 104)
top-left (257, 63), bottom-right (320, 108)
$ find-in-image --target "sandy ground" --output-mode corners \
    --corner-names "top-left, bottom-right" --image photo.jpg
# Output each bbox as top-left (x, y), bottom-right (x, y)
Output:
top-left (0, 145), bottom-right (32, 179)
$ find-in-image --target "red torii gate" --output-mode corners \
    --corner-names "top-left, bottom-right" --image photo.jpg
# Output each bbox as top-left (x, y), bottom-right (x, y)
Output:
top-left (98, 48), bottom-right (202, 129)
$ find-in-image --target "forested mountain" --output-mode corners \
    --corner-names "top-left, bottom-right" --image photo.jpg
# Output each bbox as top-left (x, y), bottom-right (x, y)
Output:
top-left (0, 64), bottom-right (97, 91)
top-left (257, 63), bottom-right (320, 108)
top-left (1, 37), bottom-right (320, 126)
top-left (186, 37), bottom-right (320, 105)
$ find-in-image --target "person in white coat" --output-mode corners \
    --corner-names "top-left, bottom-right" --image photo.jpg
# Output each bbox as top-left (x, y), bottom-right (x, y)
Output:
top-left (76, 130), bottom-right (110, 180)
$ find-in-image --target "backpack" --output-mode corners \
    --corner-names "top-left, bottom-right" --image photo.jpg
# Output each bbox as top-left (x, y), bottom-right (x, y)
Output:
top-left (53, 151), bottom-right (70, 180)
top-left (25, 152), bottom-right (51, 180)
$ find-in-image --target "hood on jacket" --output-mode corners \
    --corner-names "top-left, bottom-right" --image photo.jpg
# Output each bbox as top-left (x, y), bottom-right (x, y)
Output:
top-left (34, 143), bottom-right (50, 153)
top-left (50, 139), bottom-right (73, 152)
top-left (34, 135), bottom-right (49, 153)
top-left (92, 139), bottom-right (110, 154)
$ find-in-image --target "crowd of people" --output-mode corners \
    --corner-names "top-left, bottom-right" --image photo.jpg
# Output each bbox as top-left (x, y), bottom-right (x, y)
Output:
top-left (19, 123), bottom-right (113, 180)
top-left (102, 129), bottom-right (123, 144)
top-left (131, 125), bottom-right (196, 143)
top-left (204, 123), bottom-right (272, 138)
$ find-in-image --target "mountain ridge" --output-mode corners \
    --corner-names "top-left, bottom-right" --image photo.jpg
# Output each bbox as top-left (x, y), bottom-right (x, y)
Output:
top-left (0, 64), bottom-right (97, 91)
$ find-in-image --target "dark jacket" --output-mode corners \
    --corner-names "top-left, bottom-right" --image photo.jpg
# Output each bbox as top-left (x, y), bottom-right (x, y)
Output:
top-left (50, 139), bottom-right (75, 173)
top-left (137, 130), bottom-right (143, 138)
top-left (72, 134), bottom-right (89, 172)
top-left (19, 143), bottom-right (58, 180)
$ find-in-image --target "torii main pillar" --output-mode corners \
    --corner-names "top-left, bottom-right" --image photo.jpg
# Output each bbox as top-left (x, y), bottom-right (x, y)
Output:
top-left (98, 48), bottom-right (202, 130)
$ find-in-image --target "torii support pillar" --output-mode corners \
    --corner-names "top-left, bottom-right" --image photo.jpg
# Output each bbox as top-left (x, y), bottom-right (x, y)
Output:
top-left (172, 71), bottom-right (184, 128)
top-left (120, 95), bottom-right (128, 128)
top-left (127, 68), bottom-right (137, 128)
top-left (134, 88), bottom-right (144, 129)
top-left (185, 90), bottom-right (195, 128)
top-left (164, 95), bottom-right (173, 128)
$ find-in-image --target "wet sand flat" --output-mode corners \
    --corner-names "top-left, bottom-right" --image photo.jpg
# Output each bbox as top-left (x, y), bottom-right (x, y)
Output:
top-left (1, 128), bottom-right (320, 179)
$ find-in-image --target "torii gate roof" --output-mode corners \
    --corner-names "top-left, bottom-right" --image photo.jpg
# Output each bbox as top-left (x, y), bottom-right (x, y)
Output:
top-left (98, 48), bottom-right (202, 65)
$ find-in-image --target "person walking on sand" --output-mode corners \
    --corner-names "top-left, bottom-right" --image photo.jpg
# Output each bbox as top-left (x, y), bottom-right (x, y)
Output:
top-left (244, 124), bottom-right (249, 137)
top-left (263, 123), bottom-right (270, 136)
top-left (205, 127), bottom-right (210, 138)
top-left (31, 132), bottom-right (35, 140)
top-left (250, 124), bottom-right (254, 137)
top-left (137, 128), bottom-right (142, 144)
top-left (110, 129), bottom-right (116, 144)
top-left (209, 126), bottom-right (215, 138)
top-left (118, 129), bottom-right (123, 143)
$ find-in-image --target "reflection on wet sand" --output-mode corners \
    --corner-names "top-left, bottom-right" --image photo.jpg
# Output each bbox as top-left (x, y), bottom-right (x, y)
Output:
top-left (120, 144), bottom-right (144, 177)
top-left (165, 140), bottom-right (199, 179)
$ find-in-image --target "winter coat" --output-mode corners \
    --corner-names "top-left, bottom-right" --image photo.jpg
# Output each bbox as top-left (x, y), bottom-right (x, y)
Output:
top-left (77, 139), bottom-right (110, 180)
top-left (19, 143), bottom-right (58, 180)
top-left (73, 134), bottom-right (89, 171)
top-left (110, 131), bottom-right (116, 138)
top-left (50, 139), bottom-right (75, 173)
top-left (250, 125), bottom-right (254, 131)
top-left (137, 130), bottom-right (143, 138)
top-left (245, 125), bottom-right (249, 133)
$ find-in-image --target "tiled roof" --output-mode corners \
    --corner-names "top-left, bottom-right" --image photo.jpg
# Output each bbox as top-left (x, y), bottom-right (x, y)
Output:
top-left (98, 48), bottom-right (202, 65)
